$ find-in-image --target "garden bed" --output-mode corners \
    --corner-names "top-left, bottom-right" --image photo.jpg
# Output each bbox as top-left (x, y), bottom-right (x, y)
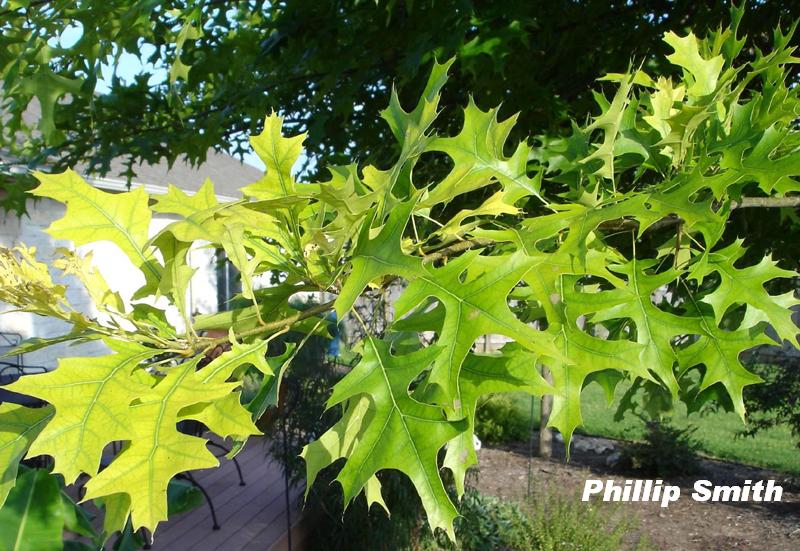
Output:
top-left (474, 437), bottom-right (800, 551)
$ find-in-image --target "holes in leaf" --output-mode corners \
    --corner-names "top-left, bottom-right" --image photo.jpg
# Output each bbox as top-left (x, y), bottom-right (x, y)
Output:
top-left (507, 283), bottom-right (549, 328)
top-left (673, 333), bottom-right (695, 348)
top-left (413, 151), bottom-right (453, 190)
top-left (533, 234), bottom-right (564, 253)
top-left (582, 316), bottom-right (636, 341)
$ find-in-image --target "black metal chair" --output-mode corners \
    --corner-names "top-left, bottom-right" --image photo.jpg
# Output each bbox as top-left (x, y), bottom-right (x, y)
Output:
top-left (0, 332), bottom-right (48, 407)
top-left (174, 419), bottom-right (247, 531)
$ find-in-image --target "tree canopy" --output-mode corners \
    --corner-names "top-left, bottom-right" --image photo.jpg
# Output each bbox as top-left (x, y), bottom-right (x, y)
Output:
top-left (2, 1), bottom-right (797, 202)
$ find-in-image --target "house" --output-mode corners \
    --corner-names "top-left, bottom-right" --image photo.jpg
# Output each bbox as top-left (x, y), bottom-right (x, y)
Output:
top-left (0, 150), bottom-right (263, 370)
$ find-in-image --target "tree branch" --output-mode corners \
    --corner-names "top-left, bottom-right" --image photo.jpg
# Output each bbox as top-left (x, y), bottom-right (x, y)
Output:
top-left (193, 194), bottom-right (800, 351)
top-left (197, 299), bottom-right (336, 352)
top-left (731, 196), bottom-right (800, 209)
top-left (599, 196), bottom-right (800, 233)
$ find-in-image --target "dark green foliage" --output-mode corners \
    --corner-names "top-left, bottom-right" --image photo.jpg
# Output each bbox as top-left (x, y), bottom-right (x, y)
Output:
top-left (305, 470), bottom-right (426, 551)
top-left (618, 421), bottom-right (701, 477)
top-left (474, 396), bottom-right (531, 445)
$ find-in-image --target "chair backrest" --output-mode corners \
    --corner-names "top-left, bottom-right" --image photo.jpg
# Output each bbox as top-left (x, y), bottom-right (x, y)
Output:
top-left (0, 333), bottom-right (22, 369)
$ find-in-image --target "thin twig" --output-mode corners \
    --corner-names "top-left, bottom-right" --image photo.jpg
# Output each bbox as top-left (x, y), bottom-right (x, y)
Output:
top-left (421, 237), bottom-right (496, 265)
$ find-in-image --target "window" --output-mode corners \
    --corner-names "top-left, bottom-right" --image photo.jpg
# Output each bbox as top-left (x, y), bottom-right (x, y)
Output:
top-left (215, 249), bottom-right (242, 312)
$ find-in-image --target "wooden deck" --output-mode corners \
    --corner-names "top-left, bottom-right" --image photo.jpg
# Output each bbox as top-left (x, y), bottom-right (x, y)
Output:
top-left (149, 438), bottom-right (305, 551)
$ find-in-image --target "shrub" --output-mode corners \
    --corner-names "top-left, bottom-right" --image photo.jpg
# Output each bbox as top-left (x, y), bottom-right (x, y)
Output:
top-left (418, 488), bottom-right (537, 551)
top-left (415, 489), bottom-right (652, 551)
top-left (305, 470), bottom-right (427, 551)
top-left (474, 396), bottom-right (531, 445)
top-left (743, 361), bottom-right (800, 449)
top-left (618, 420), bottom-right (701, 477)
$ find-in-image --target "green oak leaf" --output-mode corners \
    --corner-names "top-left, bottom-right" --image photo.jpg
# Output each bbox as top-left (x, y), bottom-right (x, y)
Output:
top-left (482, 195), bottom-right (648, 262)
top-left (19, 69), bottom-right (82, 142)
top-left (690, 240), bottom-right (799, 344)
top-left (563, 259), bottom-right (702, 395)
top-left (549, 322), bottom-right (648, 447)
top-left (394, 250), bottom-right (561, 408)
top-left (643, 182), bottom-right (727, 248)
top-left (151, 233), bottom-right (196, 325)
top-left (193, 285), bottom-right (305, 333)
top-left (677, 323), bottom-right (768, 419)
top-left (0, 405), bottom-right (53, 508)
top-left (245, 343), bottom-right (296, 423)
top-left (303, 338), bottom-right (465, 538)
top-left (664, 31), bottom-right (724, 98)
top-left (0, 468), bottom-right (63, 551)
top-left (581, 74), bottom-right (634, 180)
top-left (381, 57), bottom-right (453, 162)
top-left (444, 346), bottom-right (551, 496)
top-left (422, 97), bottom-right (542, 207)
top-left (720, 125), bottom-right (800, 193)
top-left (198, 330), bottom-right (275, 380)
top-left (100, 494), bottom-right (131, 544)
top-left (335, 198), bottom-right (422, 318)
top-left (299, 393), bottom-right (390, 516)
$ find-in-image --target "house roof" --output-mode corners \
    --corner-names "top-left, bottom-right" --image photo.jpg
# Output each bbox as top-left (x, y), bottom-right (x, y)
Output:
top-left (83, 151), bottom-right (263, 201)
top-left (7, 98), bottom-right (263, 201)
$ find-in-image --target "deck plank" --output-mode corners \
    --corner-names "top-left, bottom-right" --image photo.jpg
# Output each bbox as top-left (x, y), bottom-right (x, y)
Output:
top-left (212, 486), bottom-right (304, 551)
top-left (153, 444), bottom-right (280, 546)
top-left (149, 437), bottom-right (298, 551)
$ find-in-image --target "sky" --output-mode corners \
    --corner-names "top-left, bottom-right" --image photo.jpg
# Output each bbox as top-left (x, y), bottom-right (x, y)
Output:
top-left (52, 24), bottom-right (267, 171)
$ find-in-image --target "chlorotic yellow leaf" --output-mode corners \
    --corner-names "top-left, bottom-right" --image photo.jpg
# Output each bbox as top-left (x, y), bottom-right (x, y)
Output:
top-left (30, 169), bottom-right (160, 283)
top-left (53, 249), bottom-right (125, 312)
top-left (82, 358), bottom-right (238, 532)
top-left (6, 341), bottom-right (157, 483)
top-left (179, 392), bottom-right (261, 440)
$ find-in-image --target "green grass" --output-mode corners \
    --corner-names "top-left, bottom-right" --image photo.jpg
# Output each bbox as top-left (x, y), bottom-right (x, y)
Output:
top-left (497, 383), bottom-right (799, 476)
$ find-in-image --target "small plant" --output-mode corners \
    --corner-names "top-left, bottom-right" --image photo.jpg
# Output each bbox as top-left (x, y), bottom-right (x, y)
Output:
top-left (415, 488), bottom-right (653, 551)
top-left (619, 420), bottom-right (701, 477)
top-left (525, 491), bottom-right (654, 551)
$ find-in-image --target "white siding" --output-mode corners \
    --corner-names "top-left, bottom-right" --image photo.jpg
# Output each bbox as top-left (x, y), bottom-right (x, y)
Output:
top-left (0, 198), bottom-right (221, 369)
